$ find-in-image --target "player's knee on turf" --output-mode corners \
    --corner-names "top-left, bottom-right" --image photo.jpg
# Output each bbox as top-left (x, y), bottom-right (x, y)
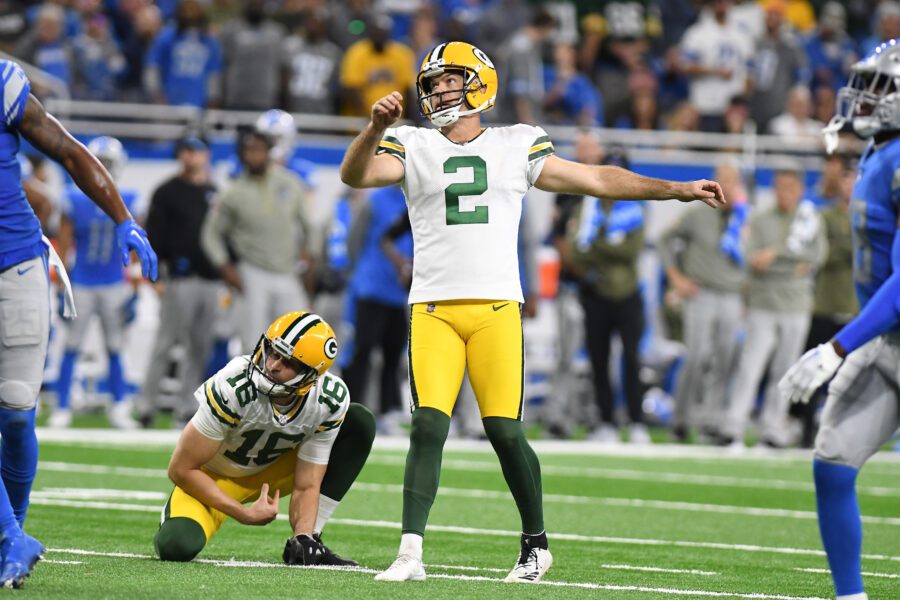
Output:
top-left (154, 518), bottom-right (206, 562)
top-left (0, 381), bottom-right (38, 411)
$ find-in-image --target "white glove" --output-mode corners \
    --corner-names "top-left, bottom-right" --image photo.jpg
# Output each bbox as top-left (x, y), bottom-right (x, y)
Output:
top-left (778, 342), bottom-right (844, 405)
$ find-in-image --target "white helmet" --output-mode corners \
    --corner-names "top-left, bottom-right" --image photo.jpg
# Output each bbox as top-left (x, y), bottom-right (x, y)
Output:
top-left (87, 136), bottom-right (127, 181)
top-left (255, 109), bottom-right (296, 162)
top-left (823, 39), bottom-right (900, 152)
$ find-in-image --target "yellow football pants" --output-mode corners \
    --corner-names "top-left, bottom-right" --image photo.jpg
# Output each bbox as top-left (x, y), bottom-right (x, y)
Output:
top-left (162, 450), bottom-right (296, 541)
top-left (409, 300), bottom-right (524, 419)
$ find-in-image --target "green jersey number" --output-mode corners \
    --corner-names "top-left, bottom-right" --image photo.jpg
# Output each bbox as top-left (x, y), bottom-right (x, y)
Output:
top-left (318, 377), bottom-right (347, 413)
top-left (444, 156), bottom-right (488, 225)
top-left (225, 371), bottom-right (257, 407)
top-left (223, 429), bottom-right (308, 467)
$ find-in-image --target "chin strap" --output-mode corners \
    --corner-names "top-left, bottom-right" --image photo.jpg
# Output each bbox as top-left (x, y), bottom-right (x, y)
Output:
top-left (822, 115), bottom-right (846, 154)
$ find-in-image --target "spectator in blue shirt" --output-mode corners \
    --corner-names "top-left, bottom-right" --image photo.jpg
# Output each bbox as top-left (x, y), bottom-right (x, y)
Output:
top-left (15, 4), bottom-right (73, 96)
top-left (72, 12), bottom-right (125, 101)
top-left (804, 2), bottom-right (858, 91)
top-left (543, 42), bottom-right (603, 127)
top-left (144, 0), bottom-right (222, 108)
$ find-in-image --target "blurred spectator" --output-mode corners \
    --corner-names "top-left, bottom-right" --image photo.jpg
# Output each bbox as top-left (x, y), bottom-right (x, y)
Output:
top-left (720, 168), bottom-right (827, 448)
top-left (144, 0), bottom-right (222, 108)
top-left (660, 162), bottom-right (748, 443)
top-left (579, 1), bottom-right (662, 128)
top-left (339, 14), bottom-right (414, 117)
top-left (778, 0), bottom-right (817, 34)
top-left (117, 4), bottom-right (161, 102)
top-left (207, 0), bottom-right (241, 33)
top-left (71, 12), bottom-right (125, 100)
top-left (0, 0), bottom-right (27, 54)
top-left (342, 185), bottom-right (413, 432)
top-left (749, 0), bottom-right (808, 132)
top-left (861, 1), bottom-right (900, 56)
top-left (803, 1), bottom-right (858, 91)
top-left (220, 0), bottom-right (285, 110)
top-left (542, 42), bottom-right (603, 127)
top-left (809, 150), bottom-right (847, 207)
top-left (768, 85), bottom-right (824, 140)
top-left (477, 0), bottom-right (531, 61)
top-left (280, 6), bottom-right (341, 114)
top-left (679, 0), bottom-right (753, 132)
top-left (562, 148), bottom-right (649, 444)
top-left (664, 100), bottom-right (700, 132)
top-left (659, 0), bottom-right (698, 50)
top-left (730, 0), bottom-right (764, 43)
top-left (16, 4), bottom-right (73, 96)
top-left (723, 95), bottom-right (752, 134)
top-left (493, 8), bottom-right (556, 125)
top-left (201, 130), bottom-right (313, 353)
top-left (407, 6), bottom-right (439, 64)
top-left (812, 83), bottom-right (836, 125)
top-left (25, 0), bottom-right (82, 40)
top-left (141, 135), bottom-right (222, 429)
top-left (328, 0), bottom-right (374, 49)
top-left (792, 155), bottom-right (857, 447)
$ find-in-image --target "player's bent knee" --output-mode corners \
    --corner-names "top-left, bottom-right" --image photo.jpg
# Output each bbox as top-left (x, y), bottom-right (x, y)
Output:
top-left (814, 426), bottom-right (865, 470)
top-left (154, 518), bottom-right (207, 562)
top-left (344, 403), bottom-right (376, 445)
top-left (0, 380), bottom-right (38, 411)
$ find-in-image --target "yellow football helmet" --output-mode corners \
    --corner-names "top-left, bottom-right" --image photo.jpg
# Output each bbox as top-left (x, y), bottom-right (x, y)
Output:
top-left (247, 311), bottom-right (338, 397)
top-left (417, 41), bottom-right (498, 127)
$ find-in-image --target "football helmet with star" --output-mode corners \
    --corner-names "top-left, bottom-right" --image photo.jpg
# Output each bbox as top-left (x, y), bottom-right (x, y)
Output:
top-left (87, 135), bottom-right (127, 181)
top-left (247, 311), bottom-right (338, 398)
top-left (416, 41), bottom-right (498, 127)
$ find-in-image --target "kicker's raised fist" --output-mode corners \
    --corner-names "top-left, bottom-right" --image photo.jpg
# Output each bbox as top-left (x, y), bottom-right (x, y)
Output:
top-left (372, 92), bottom-right (403, 131)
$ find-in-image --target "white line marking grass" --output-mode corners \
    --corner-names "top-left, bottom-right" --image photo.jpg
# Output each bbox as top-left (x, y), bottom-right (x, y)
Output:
top-left (45, 548), bottom-right (823, 599)
top-left (31, 497), bottom-right (900, 563)
top-left (42, 560), bottom-right (83, 565)
top-left (794, 568), bottom-right (900, 579)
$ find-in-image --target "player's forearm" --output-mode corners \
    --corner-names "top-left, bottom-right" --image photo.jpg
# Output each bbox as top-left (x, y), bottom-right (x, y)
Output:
top-left (592, 166), bottom-right (685, 201)
top-left (833, 273), bottom-right (900, 355)
top-left (289, 485), bottom-right (320, 536)
top-left (64, 149), bottom-right (133, 224)
top-left (170, 468), bottom-right (250, 523)
top-left (340, 123), bottom-right (384, 187)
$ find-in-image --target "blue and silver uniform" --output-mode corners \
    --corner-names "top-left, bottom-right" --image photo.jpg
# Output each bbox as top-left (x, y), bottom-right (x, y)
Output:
top-left (63, 186), bottom-right (138, 286)
top-left (0, 60), bottom-right (42, 273)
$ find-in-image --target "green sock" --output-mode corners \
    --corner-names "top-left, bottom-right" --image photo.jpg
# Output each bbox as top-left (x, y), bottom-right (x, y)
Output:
top-left (320, 403), bottom-right (376, 501)
top-left (402, 407), bottom-right (451, 536)
top-left (482, 416), bottom-right (544, 534)
top-left (154, 517), bottom-right (206, 562)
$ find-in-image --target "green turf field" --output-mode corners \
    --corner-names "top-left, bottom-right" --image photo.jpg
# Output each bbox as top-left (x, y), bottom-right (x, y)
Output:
top-left (19, 430), bottom-right (900, 599)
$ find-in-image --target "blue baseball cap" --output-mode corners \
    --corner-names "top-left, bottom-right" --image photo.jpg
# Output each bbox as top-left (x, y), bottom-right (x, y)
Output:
top-left (176, 135), bottom-right (209, 153)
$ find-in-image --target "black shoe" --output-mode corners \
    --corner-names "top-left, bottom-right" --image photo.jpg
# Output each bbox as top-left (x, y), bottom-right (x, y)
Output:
top-left (759, 438), bottom-right (786, 449)
top-left (671, 425), bottom-right (689, 443)
top-left (313, 534), bottom-right (358, 566)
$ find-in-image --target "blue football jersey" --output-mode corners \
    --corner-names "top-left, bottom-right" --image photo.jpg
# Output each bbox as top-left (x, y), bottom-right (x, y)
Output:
top-left (849, 137), bottom-right (900, 335)
top-left (0, 60), bottom-right (43, 272)
top-left (65, 186), bottom-right (138, 286)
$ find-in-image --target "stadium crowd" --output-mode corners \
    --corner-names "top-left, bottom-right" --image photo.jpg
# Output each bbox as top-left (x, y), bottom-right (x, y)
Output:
top-left (10, 0), bottom-right (896, 451)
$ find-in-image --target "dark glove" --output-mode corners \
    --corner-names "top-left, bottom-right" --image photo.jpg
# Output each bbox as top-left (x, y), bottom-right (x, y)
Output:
top-left (283, 534), bottom-right (325, 566)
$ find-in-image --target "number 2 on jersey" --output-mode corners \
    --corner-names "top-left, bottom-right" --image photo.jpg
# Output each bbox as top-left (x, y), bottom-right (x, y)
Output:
top-left (444, 156), bottom-right (488, 225)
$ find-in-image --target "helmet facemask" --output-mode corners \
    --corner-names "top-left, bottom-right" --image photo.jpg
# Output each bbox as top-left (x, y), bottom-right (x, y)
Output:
top-left (824, 51), bottom-right (900, 152)
top-left (418, 67), bottom-right (488, 127)
top-left (247, 335), bottom-right (319, 398)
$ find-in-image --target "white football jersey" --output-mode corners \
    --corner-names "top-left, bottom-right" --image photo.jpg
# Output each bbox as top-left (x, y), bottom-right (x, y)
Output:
top-left (191, 357), bottom-right (349, 478)
top-left (378, 124), bottom-right (554, 304)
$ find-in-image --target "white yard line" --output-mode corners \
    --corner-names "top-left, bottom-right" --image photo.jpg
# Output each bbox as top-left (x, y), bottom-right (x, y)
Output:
top-left (794, 568), bottom-right (900, 579)
top-left (35, 427), bottom-right (900, 464)
top-left (45, 547), bottom-right (822, 599)
top-left (38, 458), bottom-right (900, 498)
top-left (31, 498), bottom-right (900, 563)
top-left (32, 481), bottom-right (900, 527)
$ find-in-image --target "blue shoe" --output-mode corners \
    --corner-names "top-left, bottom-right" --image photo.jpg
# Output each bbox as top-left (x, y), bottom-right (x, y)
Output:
top-left (0, 531), bottom-right (45, 588)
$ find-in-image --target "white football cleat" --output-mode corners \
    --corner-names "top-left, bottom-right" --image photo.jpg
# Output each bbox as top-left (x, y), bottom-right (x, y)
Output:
top-left (504, 543), bottom-right (552, 583)
top-left (374, 554), bottom-right (426, 582)
top-left (47, 408), bottom-right (72, 429)
top-left (108, 401), bottom-right (138, 430)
